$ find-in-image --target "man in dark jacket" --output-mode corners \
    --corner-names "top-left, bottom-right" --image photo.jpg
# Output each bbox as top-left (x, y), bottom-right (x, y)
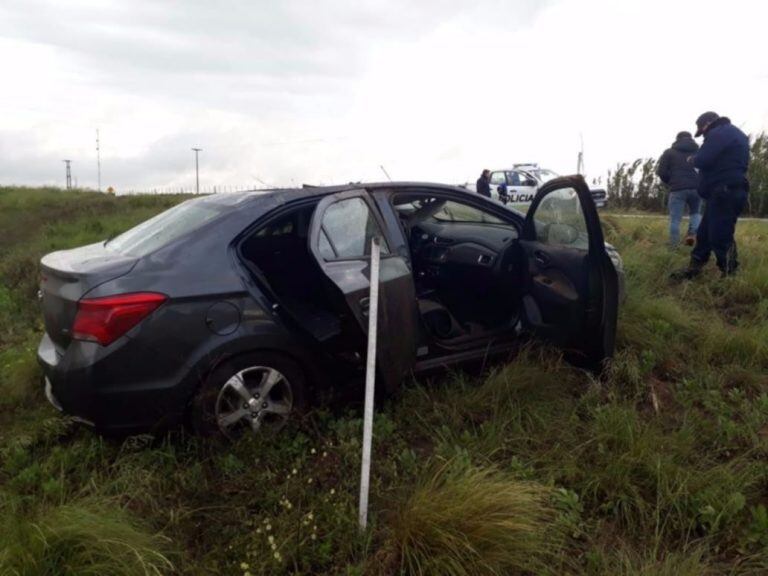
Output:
top-left (672, 112), bottom-right (750, 280)
top-left (476, 169), bottom-right (491, 198)
top-left (656, 131), bottom-right (701, 247)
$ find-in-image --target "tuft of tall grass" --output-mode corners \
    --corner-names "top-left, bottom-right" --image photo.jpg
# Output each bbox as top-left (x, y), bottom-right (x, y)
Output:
top-left (0, 495), bottom-right (174, 576)
top-left (586, 543), bottom-right (712, 576)
top-left (387, 461), bottom-right (567, 576)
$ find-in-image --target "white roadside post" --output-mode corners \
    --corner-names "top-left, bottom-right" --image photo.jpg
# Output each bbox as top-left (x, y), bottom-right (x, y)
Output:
top-left (358, 236), bottom-right (381, 531)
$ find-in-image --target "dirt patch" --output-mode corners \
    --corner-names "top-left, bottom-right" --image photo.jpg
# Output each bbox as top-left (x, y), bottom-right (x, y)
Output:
top-left (640, 376), bottom-right (678, 417)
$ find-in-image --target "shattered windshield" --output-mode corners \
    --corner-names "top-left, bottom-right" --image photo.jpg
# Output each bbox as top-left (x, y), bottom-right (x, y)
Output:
top-left (394, 196), bottom-right (504, 224)
top-left (432, 201), bottom-right (504, 224)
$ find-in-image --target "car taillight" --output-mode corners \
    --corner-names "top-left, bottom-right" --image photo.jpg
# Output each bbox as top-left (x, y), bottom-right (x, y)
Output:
top-left (72, 292), bottom-right (167, 346)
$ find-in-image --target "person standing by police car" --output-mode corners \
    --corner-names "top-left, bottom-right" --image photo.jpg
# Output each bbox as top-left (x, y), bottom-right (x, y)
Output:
top-left (672, 112), bottom-right (750, 280)
top-left (476, 169), bottom-right (491, 198)
top-left (656, 131), bottom-right (701, 247)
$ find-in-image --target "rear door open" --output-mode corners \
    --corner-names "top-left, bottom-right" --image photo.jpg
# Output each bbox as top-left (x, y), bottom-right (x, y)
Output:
top-left (308, 190), bottom-right (420, 393)
top-left (519, 175), bottom-right (619, 369)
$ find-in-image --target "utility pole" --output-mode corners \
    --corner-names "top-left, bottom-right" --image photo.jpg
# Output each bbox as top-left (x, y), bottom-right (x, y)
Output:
top-left (251, 174), bottom-right (269, 188)
top-left (63, 159), bottom-right (72, 190)
top-left (192, 147), bottom-right (202, 194)
top-left (576, 133), bottom-right (585, 175)
top-left (96, 129), bottom-right (102, 192)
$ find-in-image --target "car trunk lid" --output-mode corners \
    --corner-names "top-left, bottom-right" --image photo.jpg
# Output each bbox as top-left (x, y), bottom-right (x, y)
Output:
top-left (40, 242), bottom-right (138, 349)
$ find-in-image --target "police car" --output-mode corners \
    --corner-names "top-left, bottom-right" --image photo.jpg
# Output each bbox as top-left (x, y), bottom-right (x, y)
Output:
top-left (477, 164), bottom-right (608, 209)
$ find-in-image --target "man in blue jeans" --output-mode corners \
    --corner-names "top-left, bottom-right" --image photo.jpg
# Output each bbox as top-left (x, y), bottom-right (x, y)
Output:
top-left (672, 112), bottom-right (750, 280)
top-left (656, 131), bottom-right (701, 247)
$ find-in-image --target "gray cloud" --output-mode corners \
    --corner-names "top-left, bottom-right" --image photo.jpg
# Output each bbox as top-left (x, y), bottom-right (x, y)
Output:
top-left (0, 131), bottom-right (65, 185)
top-left (0, 0), bottom-right (571, 189)
top-left (0, 129), bottom-right (189, 189)
top-left (0, 1), bottom-right (480, 90)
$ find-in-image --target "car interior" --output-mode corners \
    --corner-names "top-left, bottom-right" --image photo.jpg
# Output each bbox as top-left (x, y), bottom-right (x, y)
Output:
top-left (238, 202), bottom-right (345, 342)
top-left (391, 193), bottom-right (523, 341)
top-left (238, 192), bottom-right (524, 346)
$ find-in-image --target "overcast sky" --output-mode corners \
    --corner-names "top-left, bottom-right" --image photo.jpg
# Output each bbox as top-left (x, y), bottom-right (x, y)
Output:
top-left (1, 0), bottom-right (766, 192)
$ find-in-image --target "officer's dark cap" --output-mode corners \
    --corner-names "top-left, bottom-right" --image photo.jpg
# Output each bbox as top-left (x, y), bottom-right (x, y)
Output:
top-left (695, 111), bottom-right (719, 137)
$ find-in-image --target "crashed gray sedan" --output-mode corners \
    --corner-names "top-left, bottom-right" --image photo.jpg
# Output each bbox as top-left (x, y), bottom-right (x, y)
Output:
top-left (38, 176), bottom-right (621, 439)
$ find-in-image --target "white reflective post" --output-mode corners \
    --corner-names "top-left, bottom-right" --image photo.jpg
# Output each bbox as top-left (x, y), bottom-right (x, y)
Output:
top-left (358, 236), bottom-right (381, 531)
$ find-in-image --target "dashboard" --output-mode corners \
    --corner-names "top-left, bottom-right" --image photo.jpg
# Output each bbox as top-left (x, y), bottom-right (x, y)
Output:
top-left (408, 220), bottom-right (519, 269)
top-left (392, 197), bottom-right (524, 329)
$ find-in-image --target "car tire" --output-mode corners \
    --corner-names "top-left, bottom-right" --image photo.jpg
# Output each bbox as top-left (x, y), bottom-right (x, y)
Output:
top-left (191, 352), bottom-right (307, 439)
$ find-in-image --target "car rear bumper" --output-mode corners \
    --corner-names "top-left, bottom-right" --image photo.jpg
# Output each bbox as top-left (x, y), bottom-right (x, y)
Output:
top-left (37, 331), bottom-right (189, 433)
top-left (44, 376), bottom-right (64, 412)
top-left (45, 376), bottom-right (96, 426)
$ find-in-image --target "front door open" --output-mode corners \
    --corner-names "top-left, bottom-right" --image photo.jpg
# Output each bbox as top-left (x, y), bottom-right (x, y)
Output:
top-left (519, 175), bottom-right (619, 369)
top-left (308, 190), bottom-right (419, 393)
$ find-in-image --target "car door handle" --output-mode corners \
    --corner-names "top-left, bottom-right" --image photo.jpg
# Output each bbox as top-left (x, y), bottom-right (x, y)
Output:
top-left (359, 297), bottom-right (370, 316)
top-left (534, 251), bottom-right (550, 267)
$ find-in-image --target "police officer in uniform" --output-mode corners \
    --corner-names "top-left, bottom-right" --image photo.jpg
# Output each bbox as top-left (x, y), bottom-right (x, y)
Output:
top-left (672, 112), bottom-right (750, 280)
top-left (476, 169), bottom-right (491, 198)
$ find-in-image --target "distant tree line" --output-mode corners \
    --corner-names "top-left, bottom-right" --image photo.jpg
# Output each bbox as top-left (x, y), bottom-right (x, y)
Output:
top-left (605, 132), bottom-right (768, 217)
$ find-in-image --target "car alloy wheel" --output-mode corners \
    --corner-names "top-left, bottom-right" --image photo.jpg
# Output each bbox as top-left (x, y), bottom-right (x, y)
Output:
top-left (214, 366), bottom-right (293, 438)
top-left (192, 352), bottom-right (306, 440)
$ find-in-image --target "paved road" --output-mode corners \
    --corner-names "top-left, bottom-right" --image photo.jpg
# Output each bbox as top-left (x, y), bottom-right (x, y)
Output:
top-left (606, 213), bottom-right (768, 223)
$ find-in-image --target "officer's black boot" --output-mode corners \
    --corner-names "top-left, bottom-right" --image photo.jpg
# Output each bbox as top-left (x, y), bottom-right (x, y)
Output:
top-left (670, 258), bottom-right (704, 282)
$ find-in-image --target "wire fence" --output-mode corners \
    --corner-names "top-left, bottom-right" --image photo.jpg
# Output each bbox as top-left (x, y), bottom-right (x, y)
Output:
top-left (119, 184), bottom-right (267, 196)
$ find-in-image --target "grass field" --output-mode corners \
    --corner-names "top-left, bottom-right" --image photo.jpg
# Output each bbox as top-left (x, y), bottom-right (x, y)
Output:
top-left (1, 186), bottom-right (768, 575)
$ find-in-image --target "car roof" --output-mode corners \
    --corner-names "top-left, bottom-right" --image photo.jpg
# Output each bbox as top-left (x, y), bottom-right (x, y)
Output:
top-left (490, 167), bottom-right (534, 173)
top-left (184, 180), bottom-right (528, 235)
top-left (201, 181), bottom-right (472, 209)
